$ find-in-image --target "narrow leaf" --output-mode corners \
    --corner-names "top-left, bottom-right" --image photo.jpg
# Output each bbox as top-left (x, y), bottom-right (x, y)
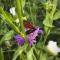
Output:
top-left (39, 51), bottom-right (47, 60)
top-left (0, 30), bottom-right (14, 45)
top-left (53, 10), bottom-right (60, 20)
top-left (12, 47), bottom-right (24, 60)
top-left (0, 48), bottom-right (4, 60)
top-left (15, 0), bottom-right (26, 36)
top-left (27, 48), bottom-right (34, 60)
top-left (0, 7), bottom-right (20, 34)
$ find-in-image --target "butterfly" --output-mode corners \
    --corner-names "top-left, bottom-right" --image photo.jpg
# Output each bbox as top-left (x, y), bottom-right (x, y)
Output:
top-left (23, 20), bottom-right (34, 29)
top-left (23, 20), bottom-right (36, 34)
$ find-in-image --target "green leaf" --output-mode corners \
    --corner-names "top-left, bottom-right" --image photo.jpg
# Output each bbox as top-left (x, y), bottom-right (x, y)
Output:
top-left (39, 0), bottom-right (46, 4)
top-left (27, 48), bottom-right (34, 60)
top-left (43, 14), bottom-right (53, 28)
top-left (0, 48), bottom-right (4, 60)
top-left (0, 20), bottom-right (9, 35)
top-left (0, 7), bottom-right (3, 13)
top-left (53, 10), bottom-right (60, 20)
top-left (0, 30), bottom-right (14, 45)
top-left (39, 51), bottom-right (47, 60)
top-left (43, 11), bottom-right (53, 28)
top-left (0, 7), bottom-right (20, 34)
top-left (12, 47), bottom-right (24, 60)
top-left (53, 0), bottom-right (57, 7)
top-left (43, 0), bottom-right (58, 28)
top-left (56, 57), bottom-right (60, 60)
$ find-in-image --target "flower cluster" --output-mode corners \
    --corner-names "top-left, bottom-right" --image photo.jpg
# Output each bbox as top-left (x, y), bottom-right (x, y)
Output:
top-left (14, 27), bottom-right (43, 46)
top-left (27, 27), bottom-right (43, 46)
top-left (10, 7), bottom-right (43, 46)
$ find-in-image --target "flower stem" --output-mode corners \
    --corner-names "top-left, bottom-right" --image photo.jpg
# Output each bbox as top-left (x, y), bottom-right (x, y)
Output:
top-left (16, 0), bottom-right (27, 40)
top-left (0, 48), bottom-right (4, 60)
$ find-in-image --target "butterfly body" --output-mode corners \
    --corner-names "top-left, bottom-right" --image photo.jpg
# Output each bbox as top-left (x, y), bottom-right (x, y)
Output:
top-left (23, 21), bottom-right (36, 34)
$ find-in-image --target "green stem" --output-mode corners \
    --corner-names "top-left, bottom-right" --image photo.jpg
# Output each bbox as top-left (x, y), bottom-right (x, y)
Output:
top-left (0, 48), bottom-right (4, 60)
top-left (43, 11), bottom-right (51, 44)
top-left (44, 27), bottom-right (51, 44)
top-left (16, 0), bottom-right (27, 39)
top-left (43, 0), bottom-right (58, 44)
top-left (28, 0), bottom-right (36, 25)
top-left (39, 50), bottom-right (47, 60)
top-left (53, 56), bottom-right (56, 60)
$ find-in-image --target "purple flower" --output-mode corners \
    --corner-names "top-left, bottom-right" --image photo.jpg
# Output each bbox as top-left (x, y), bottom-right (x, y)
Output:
top-left (14, 27), bottom-right (43, 46)
top-left (27, 27), bottom-right (43, 46)
top-left (35, 27), bottom-right (43, 34)
top-left (14, 35), bottom-right (24, 46)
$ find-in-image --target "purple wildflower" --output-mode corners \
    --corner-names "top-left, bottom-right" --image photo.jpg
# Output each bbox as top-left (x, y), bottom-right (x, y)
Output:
top-left (35, 27), bottom-right (43, 34)
top-left (14, 27), bottom-right (43, 46)
top-left (14, 35), bottom-right (24, 46)
top-left (27, 27), bottom-right (43, 46)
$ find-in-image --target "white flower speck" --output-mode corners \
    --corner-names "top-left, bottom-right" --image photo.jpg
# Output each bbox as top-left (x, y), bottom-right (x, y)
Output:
top-left (15, 18), bottom-right (19, 23)
top-left (9, 7), bottom-right (16, 16)
top-left (47, 41), bottom-right (60, 55)
top-left (22, 16), bottom-right (27, 20)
